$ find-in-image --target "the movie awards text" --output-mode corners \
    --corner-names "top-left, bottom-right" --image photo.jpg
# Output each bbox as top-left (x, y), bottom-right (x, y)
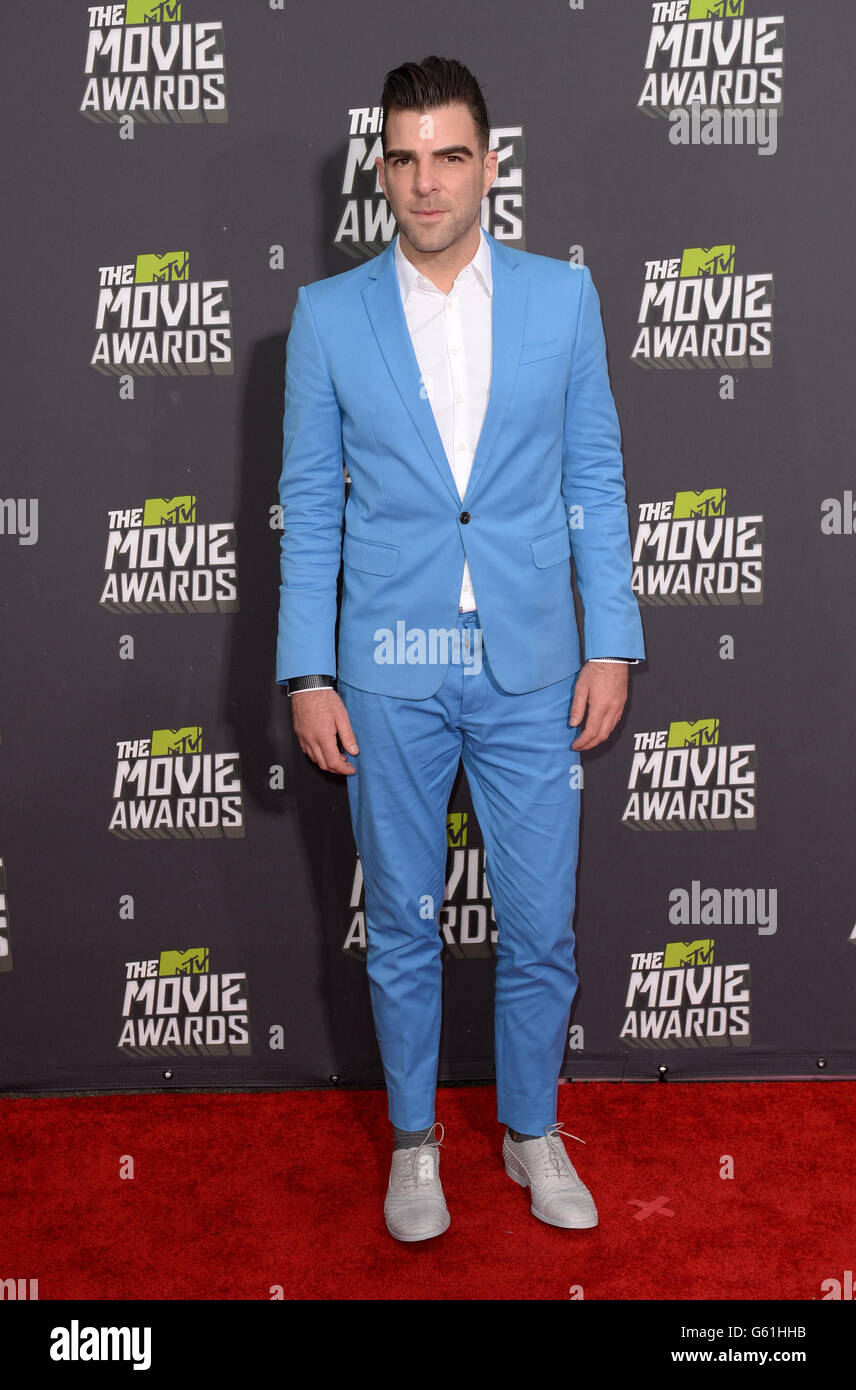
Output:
top-left (632, 487), bottom-right (764, 604)
top-left (119, 947), bottom-right (250, 1054)
top-left (100, 495), bottom-right (238, 613)
top-left (624, 718), bottom-right (756, 829)
top-left (81, 2), bottom-right (227, 123)
top-left (92, 251), bottom-right (232, 374)
top-left (621, 938), bottom-right (751, 1046)
top-left (632, 244), bottom-right (773, 368)
top-left (109, 725), bottom-right (244, 837)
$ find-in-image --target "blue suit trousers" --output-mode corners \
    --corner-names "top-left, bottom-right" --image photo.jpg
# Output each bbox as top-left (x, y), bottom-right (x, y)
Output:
top-left (340, 610), bottom-right (582, 1135)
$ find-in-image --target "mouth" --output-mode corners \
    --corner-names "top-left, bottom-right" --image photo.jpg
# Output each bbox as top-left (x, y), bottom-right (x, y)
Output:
top-left (411, 210), bottom-right (445, 219)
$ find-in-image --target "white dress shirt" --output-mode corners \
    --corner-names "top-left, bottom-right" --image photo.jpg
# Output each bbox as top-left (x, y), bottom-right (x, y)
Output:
top-left (394, 227), bottom-right (492, 612)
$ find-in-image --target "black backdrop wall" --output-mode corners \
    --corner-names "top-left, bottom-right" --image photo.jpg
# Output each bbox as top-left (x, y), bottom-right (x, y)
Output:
top-left (2, 0), bottom-right (854, 1094)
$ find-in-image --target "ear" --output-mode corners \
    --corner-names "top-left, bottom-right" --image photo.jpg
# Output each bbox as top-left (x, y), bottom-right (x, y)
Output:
top-left (482, 147), bottom-right (498, 196)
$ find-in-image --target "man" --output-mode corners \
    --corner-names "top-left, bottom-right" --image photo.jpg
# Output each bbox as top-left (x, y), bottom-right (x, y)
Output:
top-left (276, 56), bottom-right (645, 1242)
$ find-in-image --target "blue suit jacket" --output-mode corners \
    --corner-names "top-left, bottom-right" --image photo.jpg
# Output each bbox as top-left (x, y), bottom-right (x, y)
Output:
top-left (276, 229), bottom-right (644, 697)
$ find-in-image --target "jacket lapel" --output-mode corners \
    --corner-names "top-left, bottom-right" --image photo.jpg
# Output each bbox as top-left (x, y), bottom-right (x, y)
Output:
top-left (361, 230), bottom-right (529, 508)
top-left (361, 242), bottom-right (460, 505)
top-left (462, 234), bottom-right (528, 507)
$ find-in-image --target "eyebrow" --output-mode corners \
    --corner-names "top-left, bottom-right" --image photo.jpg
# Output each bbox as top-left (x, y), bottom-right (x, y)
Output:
top-left (384, 144), bottom-right (475, 160)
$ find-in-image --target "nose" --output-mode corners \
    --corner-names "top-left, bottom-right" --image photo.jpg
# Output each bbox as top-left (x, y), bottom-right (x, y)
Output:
top-left (412, 159), bottom-right (439, 197)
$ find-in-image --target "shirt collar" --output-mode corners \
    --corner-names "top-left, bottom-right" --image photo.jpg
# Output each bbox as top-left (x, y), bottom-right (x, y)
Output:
top-left (394, 225), bottom-right (492, 302)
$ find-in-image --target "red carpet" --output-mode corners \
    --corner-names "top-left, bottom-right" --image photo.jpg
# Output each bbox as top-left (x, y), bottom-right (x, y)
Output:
top-left (2, 1081), bottom-right (853, 1301)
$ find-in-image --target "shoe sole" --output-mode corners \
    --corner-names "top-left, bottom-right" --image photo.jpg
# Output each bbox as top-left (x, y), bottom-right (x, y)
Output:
top-left (504, 1160), bottom-right (599, 1229)
top-left (385, 1210), bottom-right (451, 1243)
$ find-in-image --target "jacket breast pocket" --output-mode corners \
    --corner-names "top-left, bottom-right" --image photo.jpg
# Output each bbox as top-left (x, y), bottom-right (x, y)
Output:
top-left (530, 525), bottom-right (571, 568)
top-left (343, 533), bottom-right (400, 576)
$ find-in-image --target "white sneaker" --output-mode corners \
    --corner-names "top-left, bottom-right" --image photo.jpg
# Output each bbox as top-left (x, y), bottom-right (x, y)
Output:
top-left (503, 1122), bottom-right (598, 1229)
top-left (384, 1122), bottom-right (450, 1243)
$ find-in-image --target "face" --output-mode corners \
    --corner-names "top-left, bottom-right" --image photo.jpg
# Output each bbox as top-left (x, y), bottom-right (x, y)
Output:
top-left (376, 102), bottom-right (497, 255)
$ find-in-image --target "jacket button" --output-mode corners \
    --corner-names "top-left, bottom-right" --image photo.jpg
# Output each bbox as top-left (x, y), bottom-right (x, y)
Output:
top-left (459, 511), bottom-right (470, 524)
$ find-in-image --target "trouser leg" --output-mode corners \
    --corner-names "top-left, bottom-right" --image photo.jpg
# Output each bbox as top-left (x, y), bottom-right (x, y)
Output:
top-left (457, 621), bottom-right (582, 1135)
top-left (339, 669), bottom-right (463, 1130)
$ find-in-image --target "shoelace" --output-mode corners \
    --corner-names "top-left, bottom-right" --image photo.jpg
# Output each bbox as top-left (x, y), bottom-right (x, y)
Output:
top-left (400, 1121), bottom-right (446, 1191)
top-left (542, 1122), bottom-right (585, 1180)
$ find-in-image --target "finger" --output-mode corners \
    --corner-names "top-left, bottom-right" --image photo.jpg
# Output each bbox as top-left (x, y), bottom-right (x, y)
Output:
top-left (308, 744), bottom-right (354, 775)
top-left (569, 669), bottom-right (594, 726)
top-left (571, 697), bottom-right (602, 744)
top-left (571, 711), bottom-right (594, 749)
top-left (569, 691), bottom-right (588, 727)
top-left (296, 716), bottom-right (337, 763)
top-left (320, 735), bottom-right (355, 775)
top-left (335, 713), bottom-right (359, 755)
top-left (299, 734), bottom-right (332, 770)
top-left (574, 707), bottom-right (619, 749)
top-left (572, 705), bottom-right (605, 749)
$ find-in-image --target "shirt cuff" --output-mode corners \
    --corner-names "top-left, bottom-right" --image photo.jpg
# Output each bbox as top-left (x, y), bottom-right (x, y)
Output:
top-left (587, 657), bottom-right (638, 664)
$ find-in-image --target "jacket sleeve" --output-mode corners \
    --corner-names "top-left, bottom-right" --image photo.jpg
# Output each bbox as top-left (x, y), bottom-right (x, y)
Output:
top-left (561, 265), bottom-right (645, 663)
top-left (276, 286), bottom-right (346, 684)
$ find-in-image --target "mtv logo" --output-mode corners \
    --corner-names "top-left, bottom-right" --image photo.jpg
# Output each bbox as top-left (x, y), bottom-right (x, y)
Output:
top-left (135, 252), bottom-right (190, 284)
top-left (688, 0), bottom-right (744, 17)
top-left (159, 947), bottom-right (210, 976)
top-left (680, 245), bottom-right (735, 278)
top-left (143, 496), bottom-right (197, 526)
top-left (150, 726), bottom-right (203, 756)
top-left (125, 1), bottom-right (182, 24)
top-left (664, 939), bottom-right (715, 968)
top-left (447, 812), bottom-right (468, 848)
top-left (673, 488), bottom-right (727, 519)
top-left (667, 719), bottom-right (720, 748)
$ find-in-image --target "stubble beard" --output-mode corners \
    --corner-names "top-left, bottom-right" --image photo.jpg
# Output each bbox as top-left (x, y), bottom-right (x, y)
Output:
top-left (394, 201), bottom-right (481, 258)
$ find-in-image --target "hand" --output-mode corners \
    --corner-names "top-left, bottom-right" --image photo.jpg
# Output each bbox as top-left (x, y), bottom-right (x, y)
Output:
top-left (290, 688), bottom-right (359, 774)
top-left (569, 661), bottom-right (629, 751)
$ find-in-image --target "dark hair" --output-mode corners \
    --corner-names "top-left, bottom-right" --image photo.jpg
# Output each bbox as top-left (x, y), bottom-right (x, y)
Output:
top-left (381, 56), bottom-right (491, 157)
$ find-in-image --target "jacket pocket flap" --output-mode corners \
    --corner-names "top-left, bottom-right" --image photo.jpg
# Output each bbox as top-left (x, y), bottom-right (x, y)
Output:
top-left (530, 525), bottom-right (571, 568)
top-left (343, 533), bottom-right (400, 576)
